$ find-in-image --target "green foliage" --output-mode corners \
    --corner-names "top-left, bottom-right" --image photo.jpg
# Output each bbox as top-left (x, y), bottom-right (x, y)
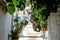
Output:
top-left (11, 20), bottom-right (24, 37)
top-left (19, 20), bottom-right (28, 26)
top-left (31, 5), bottom-right (48, 23)
top-left (12, 0), bottom-right (20, 6)
top-left (23, 20), bottom-right (28, 25)
top-left (5, 0), bottom-right (60, 16)
top-left (41, 21), bottom-right (47, 28)
top-left (31, 0), bottom-right (60, 29)
top-left (31, 20), bottom-right (41, 32)
top-left (7, 4), bottom-right (15, 15)
top-left (19, 4), bottom-right (25, 11)
top-left (31, 4), bottom-right (48, 29)
top-left (12, 14), bottom-right (28, 37)
top-left (5, 0), bottom-right (26, 15)
top-left (30, 0), bottom-right (60, 21)
top-left (5, 0), bottom-right (60, 29)
top-left (11, 29), bottom-right (18, 37)
top-left (26, 1), bottom-right (31, 6)
top-left (19, 0), bottom-right (26, 10)
top-left (5, 0), bottom-right (12, 3)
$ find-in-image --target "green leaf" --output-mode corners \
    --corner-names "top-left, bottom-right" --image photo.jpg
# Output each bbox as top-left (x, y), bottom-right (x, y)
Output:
top-left (7, 4), bottom-right (15, 15)
top-left (20, 6), bottom-right (25, 11)
top-left (12, 0), bottom-right (20, 6)
top-left (26, 1), bottom-right (31, 6)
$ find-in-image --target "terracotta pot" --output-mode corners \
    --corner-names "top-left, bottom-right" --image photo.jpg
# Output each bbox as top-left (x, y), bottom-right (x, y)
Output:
top-left (11, 36), bottom-right (19, 40)
top-left (41, 28), bottom-right (48, 31)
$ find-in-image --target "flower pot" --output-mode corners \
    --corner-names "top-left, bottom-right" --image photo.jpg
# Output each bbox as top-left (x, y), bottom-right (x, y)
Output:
top-left (41, 28), bottom-right (48, 31)
top-left (11, 36), bottom-right (19, 40)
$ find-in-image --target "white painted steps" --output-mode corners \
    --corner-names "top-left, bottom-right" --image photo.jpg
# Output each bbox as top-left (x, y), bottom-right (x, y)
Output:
top-left (19, 22), bottom-right (49, 40)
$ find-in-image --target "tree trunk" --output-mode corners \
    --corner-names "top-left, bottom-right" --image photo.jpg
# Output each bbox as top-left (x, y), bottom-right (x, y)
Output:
top-left (47, 8), bottom-right (60, 40)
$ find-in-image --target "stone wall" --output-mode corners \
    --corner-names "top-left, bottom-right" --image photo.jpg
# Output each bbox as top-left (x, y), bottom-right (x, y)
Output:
top-left (47, 8), bottom-right (60, 40)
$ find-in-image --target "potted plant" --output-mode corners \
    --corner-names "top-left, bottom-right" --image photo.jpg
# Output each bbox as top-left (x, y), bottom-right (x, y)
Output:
top-left (11, 20), bottom-right (24, 40)
top-left (41, 21), bottom-right (48, 31)
top-left (11, 29), bottom-right (19, 40)
top-left (11, 14), bottom-right (26, 40)
top-left (31, 19), bottom-right (41, 32)
top-left (31, 13), bottom-right (41, 32)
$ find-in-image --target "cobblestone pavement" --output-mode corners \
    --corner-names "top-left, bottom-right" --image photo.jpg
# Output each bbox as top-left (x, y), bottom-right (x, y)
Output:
top-left (19, 22), bottom-right (49, 40)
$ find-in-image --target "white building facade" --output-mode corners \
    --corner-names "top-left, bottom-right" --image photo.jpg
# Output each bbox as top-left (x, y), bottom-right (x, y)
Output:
top-left (0, 8), bottom-right (12, 40)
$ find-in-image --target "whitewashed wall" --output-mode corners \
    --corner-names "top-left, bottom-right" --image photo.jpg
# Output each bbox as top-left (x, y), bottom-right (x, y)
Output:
top-left (47, 8), bottom-right (60, 40)
top-left (0, 8), bottom-right (12, 40)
